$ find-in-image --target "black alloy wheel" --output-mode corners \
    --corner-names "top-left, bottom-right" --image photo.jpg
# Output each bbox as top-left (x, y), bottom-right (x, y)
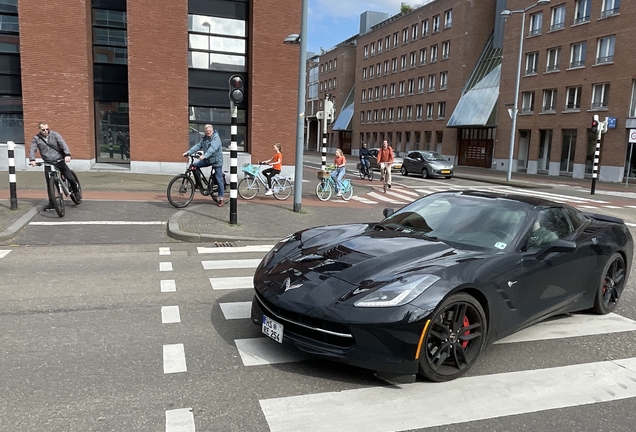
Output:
top-left (419, 293), bottom-right (487, 382)
top-left (167, 174), bottom-right (195, 208)
top-left (592, 252), bottom-right (626, 314)
top-left (51, 177), bottom-right (65, 217)
top-left (70, 171), bottom-right (82, 205)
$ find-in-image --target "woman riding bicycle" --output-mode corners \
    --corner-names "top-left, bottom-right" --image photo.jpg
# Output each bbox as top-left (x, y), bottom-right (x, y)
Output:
top-left (330, 149), bottom-right (347, 197)
top-left (260, 143), bottom-right (282, 196)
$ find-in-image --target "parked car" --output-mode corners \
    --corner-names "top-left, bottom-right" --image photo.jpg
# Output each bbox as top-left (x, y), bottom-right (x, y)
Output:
top-left (250, 191), bottom-right (633, 383)
top-left (368, 148), bottom-right (403, 171)
top-left (401, 150), bottom-right (454, 179)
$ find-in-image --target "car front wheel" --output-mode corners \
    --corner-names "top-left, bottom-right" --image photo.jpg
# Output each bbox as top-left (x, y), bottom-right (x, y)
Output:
top-left (419, 292), bottom-right (487, 382)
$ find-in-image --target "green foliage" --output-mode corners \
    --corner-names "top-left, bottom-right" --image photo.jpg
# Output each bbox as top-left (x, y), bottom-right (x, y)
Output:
top-left (400, 4), bottom-right (412, 14)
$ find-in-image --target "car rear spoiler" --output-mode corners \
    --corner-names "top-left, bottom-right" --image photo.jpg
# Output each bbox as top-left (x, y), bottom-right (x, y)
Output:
top-left (582, 212), bottom-right (625, 224)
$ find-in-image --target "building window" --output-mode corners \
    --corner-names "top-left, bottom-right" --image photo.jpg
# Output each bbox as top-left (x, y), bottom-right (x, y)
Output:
top-left (419, 48), bottom-right (427, 65)
top-left (375, 86), bottom-right (380, 100)
top-left (408, 79), bottom-right (414, 95)
top-left (381, 108), bottom-right (386, 122)
top-left (399, 81), bottom-right (405, 96)
top-left (432, 15), bottom-right (440, 33)
top-left (418, 77), bottom-right (425, 93)
top-left (410, 52), bottom-right (416, 68)
top-left (369, 66), bottom-right (374, 79)
top-left (591, 83), bottom-right (610, 109)
top-left (560, 129), bottom-right (577, 173)
top-left (440, 71), bottom-right (448, 90)
top-left (373, 110), bottom-right (378, 123)
top-left (382, 85), bottom-right (388, 99)
top-left (397, 107), bottom-right (403, 122)
top-left (428, 74), bottom-right (436, 92)
top-left (529, 12), bottom-right (543, 36)
top-left (384, 60), bottom-right (389, 75)
top-left (390, 83), bottom-right (396, 98)
top-left (362, 67), bottom-right (367, 80)
top-left (333, 77), bottom-right (337, 88)
top-left (565, 86), bottom-right (582, 110)
top-left (601, 0), bottom-right (620, 18)
top-left (542, 89), bottom-right (557, 112)
top-left (334, 58), bottom-right (337, 69)
top-left (93, 10), bottom-right (128, 65)
top-left (525, 52), bottom-right (539, 75)
top-left (437, 102), bottom-right (446, 119)
top-left (391, 58), bottom-right (397, 73)
top-left (389, 107), bottom-right (394, 122)
top-left (385, 36), bottom-right (390, 51)
top-left (402, 28), bottom-right (408, 44)
top-left (569, 42), bottom-right (586, 68)
top-left (422, 20), bottom-right (429, 37)
top-left (522, 91), bottom-right (535, 113)
top-left (364, 45), bottom-right (368, 58)
top-left (426, 103), bottom-right (434, 120)
top-left (400, 55), bottom-right (407, 70)
top-left (630, 80), bottom-right (636, 117)
top-left (574, 0), bottom-right (591, 24)
top-left (377, 40), bottom-right (382, 54)
top-left (441, 41), bottom-right (450, 59)
top-left (546, 47), bottom-right (560, 72)
top-left (596, 36), bottom-right (615, 64)
top-left (430, 45), bottom-right (438, 63)
top-left (550, 5), bottom-right (566, 31)
top-left (412, 24), bottom-right (419, 40)
top-left (376, 63), bottom-right (381, 76)
top-left (406, 105), bottom-right (413, 121)
top-left (367, 110), bottom-right (372, 123)
top-left (393, 32), bottom-right (399, 48)
top-left (361, 89), bottom-right (366, 102)
top-left (360, 112), bottom-right (365, 124)
top-left (416, 104), bottom-right (423, 120)
top-left (444, 10), bottom-right (453, 29)
top-left (370, 42), bottom-right (375, 56)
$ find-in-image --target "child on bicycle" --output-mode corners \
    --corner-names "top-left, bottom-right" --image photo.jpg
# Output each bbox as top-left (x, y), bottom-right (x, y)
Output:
top-left (261, 143), bottom-right (282, 196)
top-left (330, 149), bottom-right (347, 197)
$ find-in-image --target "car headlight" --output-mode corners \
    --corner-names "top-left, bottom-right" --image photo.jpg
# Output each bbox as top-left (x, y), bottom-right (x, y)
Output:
top-left (354, 274), bottom-right (440, 307)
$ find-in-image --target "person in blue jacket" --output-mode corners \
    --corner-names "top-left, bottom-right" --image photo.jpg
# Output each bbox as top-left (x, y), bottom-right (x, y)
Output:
top-left (183, 124), bottom-right (225, 207)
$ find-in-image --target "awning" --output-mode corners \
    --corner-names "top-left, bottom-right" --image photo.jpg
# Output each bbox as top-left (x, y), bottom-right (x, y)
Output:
top-left (331, 102), bottom-right (354, 131)
top-left (447, 65), bottom-right (500, 128)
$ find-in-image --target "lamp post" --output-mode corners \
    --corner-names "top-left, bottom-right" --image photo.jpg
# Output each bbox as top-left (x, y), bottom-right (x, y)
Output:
top-left (284, 0), bottom-right (308, 213)
top-left (501, 0), bottom-right (550, 182)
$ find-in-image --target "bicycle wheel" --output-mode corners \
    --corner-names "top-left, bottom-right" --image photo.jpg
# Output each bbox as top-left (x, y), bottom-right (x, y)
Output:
top-left (315, 180), bottom-right (332, 201)
top-left (238, 177), bottom-right (259, 199)
top-left (358, 164), bottom-right (365, 179)
top-left (273, 178), bottom-right (293, 200)
top-left (367, 168), bottom-right (374, 181)
top-left (50, 177), bottom-right (65, 217)
top-left (341, 181), bottom-right (353, 201)
top-left (70, 171), bottom-right (82, 205)
top-left (167, 174), bottom-right (195, 208)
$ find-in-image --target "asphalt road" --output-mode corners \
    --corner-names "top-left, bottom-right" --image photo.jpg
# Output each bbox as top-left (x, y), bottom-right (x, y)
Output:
top-left (2, 178), bottom-right (636, 431)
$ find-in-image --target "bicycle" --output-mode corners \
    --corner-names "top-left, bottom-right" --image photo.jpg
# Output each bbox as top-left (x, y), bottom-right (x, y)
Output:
top-left (315, 165), bottom-right (353, 201)
top-left (357, 160), bottom-right (374, 181)
top-left (238, 162), bottom-right (293, 200)
top-left (380, 163), bottom-right (392, 193)
top-left (167, 152), bottom-right (227, 208)
top-left (35, 161), bottom-right (82, 217)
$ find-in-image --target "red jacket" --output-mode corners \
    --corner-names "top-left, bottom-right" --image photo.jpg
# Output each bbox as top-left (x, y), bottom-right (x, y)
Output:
top-left (376, 147), bottom-right (394, 164)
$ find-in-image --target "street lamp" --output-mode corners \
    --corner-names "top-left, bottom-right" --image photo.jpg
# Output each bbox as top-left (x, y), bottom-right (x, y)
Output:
top-left (284, 0), bottom-right (308, 212)
top-left (501, 0), bottom-right (550, 182)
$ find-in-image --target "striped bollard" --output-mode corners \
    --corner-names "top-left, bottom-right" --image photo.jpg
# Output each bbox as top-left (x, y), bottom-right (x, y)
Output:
top-left (229, 103), bottom-right (238, 225)
top-left (7, 140), bottom-right (18, 210)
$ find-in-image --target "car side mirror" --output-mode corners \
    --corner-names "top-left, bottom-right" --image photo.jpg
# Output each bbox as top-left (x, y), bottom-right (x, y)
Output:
top-left (383, 208), bottom-right (395, 218)
top-left (535, 239), bottom-right (577, 260)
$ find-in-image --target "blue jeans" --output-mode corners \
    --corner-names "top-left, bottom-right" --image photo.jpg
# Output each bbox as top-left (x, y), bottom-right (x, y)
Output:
top-left (193, 159), bottom-right (224, 198)
top-left (330, 167), bottom-right (346, 192)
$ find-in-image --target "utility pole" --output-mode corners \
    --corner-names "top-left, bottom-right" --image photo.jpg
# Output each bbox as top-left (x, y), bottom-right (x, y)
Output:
top-left (590, 115), bottom-right (608, 195)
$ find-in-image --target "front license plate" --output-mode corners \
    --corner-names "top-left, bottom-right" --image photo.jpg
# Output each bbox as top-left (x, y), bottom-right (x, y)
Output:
top-left (262, 315), bottom-right (284, 343)
top-left (441, 170), bottom-right (451, 174)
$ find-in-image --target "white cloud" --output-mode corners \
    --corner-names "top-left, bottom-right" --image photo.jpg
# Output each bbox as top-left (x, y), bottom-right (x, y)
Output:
top-left (310, 0), bottom-right (404, 21)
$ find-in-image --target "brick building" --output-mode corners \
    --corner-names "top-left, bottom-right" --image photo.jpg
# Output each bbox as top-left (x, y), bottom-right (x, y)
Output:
top-left (0, 0), bottom-right (300, 174)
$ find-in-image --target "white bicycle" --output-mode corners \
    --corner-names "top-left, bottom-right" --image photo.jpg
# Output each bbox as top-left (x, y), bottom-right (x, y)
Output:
top-left (238, 162), bottom-right (293, 200)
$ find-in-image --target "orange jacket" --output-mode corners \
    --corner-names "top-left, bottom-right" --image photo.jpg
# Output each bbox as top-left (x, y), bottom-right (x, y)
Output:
top-left (376, 147), bottom-right (394, 164)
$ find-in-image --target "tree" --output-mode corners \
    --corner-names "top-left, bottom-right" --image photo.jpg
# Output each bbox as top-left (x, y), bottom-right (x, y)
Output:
top-left (400, 4), bottom-right (412, 14)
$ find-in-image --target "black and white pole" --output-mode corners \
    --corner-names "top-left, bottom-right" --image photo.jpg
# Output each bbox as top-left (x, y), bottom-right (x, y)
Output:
top-left (321, 94), bottom-right (330, 171)
top-left (7, 140), bottom-right (18, 210)
top-left (229, 102), bottom-right (238, 225)
top-left (590, 115), bottom-right (602, 195)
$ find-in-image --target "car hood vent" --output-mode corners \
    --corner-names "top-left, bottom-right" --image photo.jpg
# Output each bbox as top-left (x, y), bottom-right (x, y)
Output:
top-left (583, 225), bottom-right (602, 234)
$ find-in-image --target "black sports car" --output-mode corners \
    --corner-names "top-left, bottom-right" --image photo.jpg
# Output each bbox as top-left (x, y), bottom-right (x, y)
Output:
top-left (251, 191), bottom-right (633, 382)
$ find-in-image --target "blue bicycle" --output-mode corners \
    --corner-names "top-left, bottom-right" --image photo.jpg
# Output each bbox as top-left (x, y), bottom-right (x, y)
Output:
top-left (315, 166), bottom-right (353, 201)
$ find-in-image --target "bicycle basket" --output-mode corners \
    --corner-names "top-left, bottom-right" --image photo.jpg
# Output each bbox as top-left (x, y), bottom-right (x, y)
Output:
top-left (242, 163), bottom-right (259, 176)
top-left (317, 170), bottom-right (331, 179)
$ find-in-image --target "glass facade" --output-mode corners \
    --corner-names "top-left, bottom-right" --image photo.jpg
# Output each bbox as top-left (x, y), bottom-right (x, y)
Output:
top-left (0, 0), bottom-right (23, 144)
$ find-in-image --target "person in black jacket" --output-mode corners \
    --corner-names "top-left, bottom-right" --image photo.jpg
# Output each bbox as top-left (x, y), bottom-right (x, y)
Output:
top-left (359, 142), bottom-right (371, 175)
top-left (29, 122), bottom-right (79, 210)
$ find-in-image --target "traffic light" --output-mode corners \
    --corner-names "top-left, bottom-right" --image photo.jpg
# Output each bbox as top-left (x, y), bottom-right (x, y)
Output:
top-left (324, 98), bottom-right (334, 125)
top-left (228, 75), bottom-right (244, 104)
top-left (591, 118), bottom-right (599, 133)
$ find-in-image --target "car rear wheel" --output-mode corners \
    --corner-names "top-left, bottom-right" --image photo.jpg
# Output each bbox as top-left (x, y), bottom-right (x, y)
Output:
top-left (419, 293), bottom-right (487, 382)
top-left (401, 166), bottom-right (408, 176)
top-left (592, 253), bottom-right (626, 314)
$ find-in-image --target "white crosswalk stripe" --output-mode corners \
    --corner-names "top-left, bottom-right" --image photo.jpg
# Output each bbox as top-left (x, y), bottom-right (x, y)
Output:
top-left (0, 250), bottom-right (12, 259)
top-left (201, 258), bottom-right (261, 270)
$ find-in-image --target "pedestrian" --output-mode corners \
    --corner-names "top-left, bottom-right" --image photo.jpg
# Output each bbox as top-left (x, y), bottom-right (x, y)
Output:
top-left (260, 143), bottom-right (282, 196)
top-left (376, 140), bottom-right (395, 188)
top-left (29, 122), bottom-right (80, 210)
top-left (117, 131), bottom-right (129, 159)
top-left (330, 149), bottom-right (347, 197)
top-left (183, 124), bottom-right (225, 207)
top-left (359, 142), bottom-right (371, 175)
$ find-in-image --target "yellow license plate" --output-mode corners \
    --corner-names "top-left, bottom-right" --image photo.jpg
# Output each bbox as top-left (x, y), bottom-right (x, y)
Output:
top-left (441, 170), bottom-right (451, 174)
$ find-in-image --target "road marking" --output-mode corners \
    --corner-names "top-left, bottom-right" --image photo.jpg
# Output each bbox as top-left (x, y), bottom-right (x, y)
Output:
top-left (495, 313), bottom-right (636, 344)
top-left (578, 205), bottom-right (599, 209)
top-left (29, 221), bottom-right (165, 225)
top-left (384, 190), bottom-right (417, 201)
top-left (165, 408), bottom-right (195, 432)
top-left (161, 280), bottom-right (176, 292)
top-left (0, 250), bottom-right (12, 259)
top-left (163, 344), bottom-right (187, 373)
top-left (627, 223), bottom-right (636, 227)
top-left (159, 247), bottom-right (171, 255)
top-left (392, 187), bottom-right (420, 197)
top-left (159, 262), bottom-right (173, 272)
top-left (202, 259), bottom-right (261, 270)
top-left (197, 245), bottom-right (273, 254)
top-left (161, 306), bottom-right (181, 324)
top-left (626, 206), bottom-right (636, 209)
top-left (351, 196), bottom-right (377, 204)
top-left (220, 302), bottom-right (252, 319)
top-left (259, 357), bottom-right (636, 432)
top-left (367, 191), bottom-right (405, 204)
top-left (602, 205), bottom-right (622, 209)
top-left (235, 338), bottom-right (308, 366)
top-left (209, 276), bottom-right (253, 290)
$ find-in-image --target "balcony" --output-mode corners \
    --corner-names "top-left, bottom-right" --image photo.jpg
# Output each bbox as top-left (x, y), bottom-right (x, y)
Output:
top-left (550, 22), bottom-right (564, 31)
top-left (573, 15), bottom-right (590, 24)
top-left (601, 8), bottom-right (619, 18)
top-left (596, 55), bottom-right (614, 65)
top-left (569, 60), bottom-right (585, 68)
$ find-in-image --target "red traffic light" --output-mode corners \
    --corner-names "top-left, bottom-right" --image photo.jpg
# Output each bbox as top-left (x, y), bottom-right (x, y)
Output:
top-left (591, 120), bottom-right (598, 133)
top-left (230, 76), bottom-right (243, 88)
top-left (228, 75), bottom-right (245, 104)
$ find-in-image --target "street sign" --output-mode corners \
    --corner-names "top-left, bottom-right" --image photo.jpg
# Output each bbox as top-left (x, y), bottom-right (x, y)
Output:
top-left (630, 129), bottom-right (636, 143)
top-left (607, 117), bottom-right (617, 129)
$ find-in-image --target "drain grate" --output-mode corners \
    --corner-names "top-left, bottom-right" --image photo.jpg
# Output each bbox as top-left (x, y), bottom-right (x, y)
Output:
top-left (214, 241), bottom-right (236, 247)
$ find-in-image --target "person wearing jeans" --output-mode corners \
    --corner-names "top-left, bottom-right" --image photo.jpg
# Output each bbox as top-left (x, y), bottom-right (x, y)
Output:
top-left (183, 124), bottom-right (225, 207)
top-left (330, 149), bottom-right (347, 197)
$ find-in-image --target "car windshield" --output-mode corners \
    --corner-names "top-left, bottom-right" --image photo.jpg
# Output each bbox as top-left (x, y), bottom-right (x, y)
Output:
top-left (378, 193), bottom-right (529, 250)
top-left (423, 152), bottom-right (446, 161)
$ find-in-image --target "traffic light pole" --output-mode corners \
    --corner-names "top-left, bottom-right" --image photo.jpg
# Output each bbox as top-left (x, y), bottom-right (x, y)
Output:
top-left (229, 102), bottom-right (238, 224)
top-left (321, 95), bottom-right (329, 171)
top-left (590, 115), bottom-right (606, 195)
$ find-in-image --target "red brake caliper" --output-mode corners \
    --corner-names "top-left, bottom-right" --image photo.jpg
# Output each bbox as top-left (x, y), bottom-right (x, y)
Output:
top-left (461, 316), bottom-right (470, 349)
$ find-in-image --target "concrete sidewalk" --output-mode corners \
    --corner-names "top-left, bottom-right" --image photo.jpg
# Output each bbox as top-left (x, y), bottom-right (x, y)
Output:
top-left (2, 158), bottom-right (635, 243)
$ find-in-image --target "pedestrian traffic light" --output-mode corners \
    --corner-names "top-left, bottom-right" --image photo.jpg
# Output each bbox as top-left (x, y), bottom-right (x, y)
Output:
top-left (591, 118), bottom-right (598, 133)
top-left (228, 75), bottom-right (244, 104)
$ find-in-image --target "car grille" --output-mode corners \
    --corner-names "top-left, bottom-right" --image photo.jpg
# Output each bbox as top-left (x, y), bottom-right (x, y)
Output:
top-left (256, 293), bottom-right (355, 349)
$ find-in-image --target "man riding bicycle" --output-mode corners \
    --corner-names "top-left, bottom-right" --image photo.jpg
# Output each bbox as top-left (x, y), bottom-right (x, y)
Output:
top-left (376, 140), bottom-right (394, 188)
top-left (359, 142), bottom-right (371, 175)
top-left (183, 124), bottom-right (225, 207)
top-left (29, 122), bottom-right (80, 210)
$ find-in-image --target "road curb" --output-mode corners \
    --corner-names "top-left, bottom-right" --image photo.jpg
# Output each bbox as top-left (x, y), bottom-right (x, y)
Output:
top-left (0, 204), bottom-right (41, 241)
